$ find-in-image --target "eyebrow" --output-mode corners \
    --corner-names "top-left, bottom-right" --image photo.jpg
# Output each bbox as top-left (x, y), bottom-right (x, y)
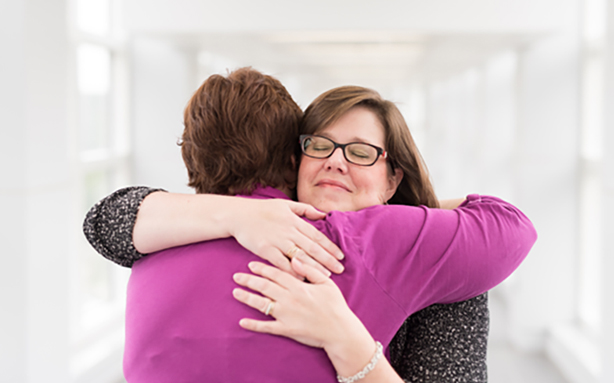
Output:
top-left (316, 133), bottom-right (383, 146)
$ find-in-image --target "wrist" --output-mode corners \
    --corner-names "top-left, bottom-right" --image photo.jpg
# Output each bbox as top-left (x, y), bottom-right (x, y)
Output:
top-left (335, 341), bottom-right (383, 383)
top-left (323, 324), bottom-right (376, 379)
top-left (211, 195), bottom-right (243, 239)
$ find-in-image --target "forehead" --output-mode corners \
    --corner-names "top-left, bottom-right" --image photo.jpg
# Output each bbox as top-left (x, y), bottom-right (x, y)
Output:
top-left (317, 107), bottom-right (385, 145)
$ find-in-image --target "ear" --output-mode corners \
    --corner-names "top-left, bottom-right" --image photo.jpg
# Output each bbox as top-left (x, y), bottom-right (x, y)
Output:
top-left (384, 168), bottom-right (403, 202)
top-left (284, 154), bottom-right (298, 190)
top-left (290, 154), bottom-right (297, 171)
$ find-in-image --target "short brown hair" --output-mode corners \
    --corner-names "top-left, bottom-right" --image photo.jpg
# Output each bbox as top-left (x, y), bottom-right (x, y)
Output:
top-left (180, 67), bottom-right (303, 195)
top-left (301, 86), bottom-right (439, 208)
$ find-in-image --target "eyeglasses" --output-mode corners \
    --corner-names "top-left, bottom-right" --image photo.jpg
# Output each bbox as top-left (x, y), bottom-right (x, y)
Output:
top-left (299, 134), bottom-right (387, 167)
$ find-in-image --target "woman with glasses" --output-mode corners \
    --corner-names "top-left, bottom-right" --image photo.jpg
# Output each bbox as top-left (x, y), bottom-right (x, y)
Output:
top-left (84, 68), bottom-right (535, 382)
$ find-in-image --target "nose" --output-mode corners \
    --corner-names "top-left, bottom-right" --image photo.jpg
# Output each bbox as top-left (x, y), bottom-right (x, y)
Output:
top-left (323, 147), bottom-right (348, 173)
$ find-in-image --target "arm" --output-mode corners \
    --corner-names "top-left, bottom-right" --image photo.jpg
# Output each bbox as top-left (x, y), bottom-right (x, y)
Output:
top-left (389, 294), bottom-right (488, 382)
top-left (83, 187), bottom-right (345, 276)
top-left (355, 194), bottom-right (537, 310)
top-left (383, 196), bottom-right (488, 381)
top-left (388, 197), bottom-right (489, 382)
top-left (233, 259), bottom-right (404, 383)
top-left (83, 186), bottom-right (163, 267)
top-left (438, 197), bottom-right (466, 209)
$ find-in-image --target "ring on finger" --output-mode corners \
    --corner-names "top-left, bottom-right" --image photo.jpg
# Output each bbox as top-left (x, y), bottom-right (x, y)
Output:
top-left (264, 301), bottom-right (275, 316)
top-left (285, 245), bottom-right (300, 259)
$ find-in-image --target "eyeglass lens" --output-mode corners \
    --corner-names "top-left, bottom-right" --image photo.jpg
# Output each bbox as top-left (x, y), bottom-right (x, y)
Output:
top-left (302, 136), bottom-right (379, 166)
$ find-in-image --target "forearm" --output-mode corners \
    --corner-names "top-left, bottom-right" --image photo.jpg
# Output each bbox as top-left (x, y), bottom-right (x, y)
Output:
top-left (133, 192), bottom-right (240, 254)
top-left (134, 190), bottom-right (344, 276)
top-left (82, 187), bottom-right (240, 265)
top-left (320, 293), bottom-right (404, 383)
top-left (325, 327), bottom-right (404, 383)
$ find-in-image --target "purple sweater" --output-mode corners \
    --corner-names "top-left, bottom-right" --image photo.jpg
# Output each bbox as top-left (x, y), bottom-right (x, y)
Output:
top-left (123, 187), bottom-right (536, 383)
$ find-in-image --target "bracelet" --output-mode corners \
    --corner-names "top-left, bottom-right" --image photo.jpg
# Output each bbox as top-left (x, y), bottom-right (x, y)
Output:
top-left (336, 341), bottom-right (383, 383)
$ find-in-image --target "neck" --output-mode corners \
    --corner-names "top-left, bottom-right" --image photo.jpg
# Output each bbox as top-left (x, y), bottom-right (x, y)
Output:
top-left (277, 185), bottom-right (294, 199)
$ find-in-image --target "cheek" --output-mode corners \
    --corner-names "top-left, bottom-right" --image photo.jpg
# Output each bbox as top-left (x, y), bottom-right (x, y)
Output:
top-left (355, 167), bottom-right (388, 190)
top-left (296, 159), bottom-right (315, 196)
top-left (353, 169), bottom-right (390, 200)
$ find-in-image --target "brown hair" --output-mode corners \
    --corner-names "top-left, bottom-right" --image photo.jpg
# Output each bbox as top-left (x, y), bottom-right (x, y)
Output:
top-left (180, 67), bottom-right (303, 195)
top-left (301, 86), bottom-right (439, 208)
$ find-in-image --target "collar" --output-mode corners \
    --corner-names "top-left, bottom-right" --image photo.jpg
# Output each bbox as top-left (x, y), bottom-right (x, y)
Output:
top-left (239, 186), bottom-right (291, 200)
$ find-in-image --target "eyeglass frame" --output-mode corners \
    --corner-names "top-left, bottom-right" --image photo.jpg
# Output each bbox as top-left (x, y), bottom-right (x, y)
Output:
top-left (299, 134), bottom-right (388, 167)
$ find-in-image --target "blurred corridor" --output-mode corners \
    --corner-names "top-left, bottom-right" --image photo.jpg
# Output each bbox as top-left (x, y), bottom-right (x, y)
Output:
top-left (2, 1), bottom-right (613, 382)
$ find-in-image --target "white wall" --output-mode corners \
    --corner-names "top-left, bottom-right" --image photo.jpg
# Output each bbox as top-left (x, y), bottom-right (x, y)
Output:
top-left (131, 38), bottom-right (195, 193)
top-left (0, 0), bottom-right (72, 381)
top-left (422, 28), bottom-right (581, 352)
top-left (0, 2), bottom-right (28, 381)
top-left (511, 30), bottom-right (581, 350)
top-left (601, 2), bottom-right (614, 381)
top-left (123, 0), bottom-right (575, 34)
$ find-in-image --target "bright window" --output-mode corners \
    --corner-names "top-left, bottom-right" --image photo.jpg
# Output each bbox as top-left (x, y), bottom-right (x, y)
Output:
top-left (71, 0), bottom-right (130, 356)
top-left (577, 0), bottom-right (605, 335)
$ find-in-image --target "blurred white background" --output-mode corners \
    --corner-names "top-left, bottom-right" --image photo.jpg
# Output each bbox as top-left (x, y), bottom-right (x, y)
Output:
top-left (1, 0), bottom-right (613, 382)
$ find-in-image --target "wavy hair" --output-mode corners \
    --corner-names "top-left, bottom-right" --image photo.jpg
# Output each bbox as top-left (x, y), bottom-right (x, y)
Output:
top-left (301, 86), bottom-right (439, 208)
top-left (180, 67), bottom-right (303, 195)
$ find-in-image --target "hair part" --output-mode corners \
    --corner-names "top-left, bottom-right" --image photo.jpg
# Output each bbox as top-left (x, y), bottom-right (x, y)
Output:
top-left (301, 86), bottom-right (439, 208)
top-left (179, 67), bottom-right (303, 195)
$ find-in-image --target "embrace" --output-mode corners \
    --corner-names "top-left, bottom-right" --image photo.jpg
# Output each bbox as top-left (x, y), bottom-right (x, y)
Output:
top-left (84, 67), bottom-right (536, 382)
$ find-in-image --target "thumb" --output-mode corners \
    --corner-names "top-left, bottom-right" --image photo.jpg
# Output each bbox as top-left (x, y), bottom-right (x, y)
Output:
top-left (291, 257), bottom-right (329, 284)
top-left (289, 202), bottom-right (327, 220)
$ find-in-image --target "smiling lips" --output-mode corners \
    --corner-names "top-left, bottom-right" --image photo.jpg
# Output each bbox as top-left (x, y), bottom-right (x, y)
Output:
top-left (316, 179), bottom-right (351, 192)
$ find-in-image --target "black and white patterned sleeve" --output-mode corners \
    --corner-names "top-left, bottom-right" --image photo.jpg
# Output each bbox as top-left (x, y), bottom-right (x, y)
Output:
top-left (83, 186), bottom-right (166, 267)
top-left (389, 293), bottom-right (489, 383)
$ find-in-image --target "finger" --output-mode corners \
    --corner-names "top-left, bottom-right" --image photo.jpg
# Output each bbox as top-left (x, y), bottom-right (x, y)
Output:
top-left (233, 271), bottom-right (287, 300)
top-left (292, 234), bottom-right (344, 275)
top-left (238, 318), bottom-right (285, 336)
top-left (293, 250), bottom-right (331, 277)
top-left (289, 229), bottom-right (344, 276)
top-left (291, 257), bottom-right (330, 285)
top-left (232, 288), bottom-right (273, 314)
top-left (288, 201), bottom-right (327, 220)
top-left (288, 205), bottom-right (344, 262)
top-left (258, 247), bottom-right (301, 280)
top-left (247, 261), bottom-right (302, 289)
top-left (295, 220), bottom-right (344, 261)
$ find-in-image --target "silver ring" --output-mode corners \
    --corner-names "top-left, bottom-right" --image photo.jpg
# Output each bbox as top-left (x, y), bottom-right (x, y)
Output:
top-left (264, 301), bottom-right (275, 316)
top-left (286, 245), bottom-right (300, 259)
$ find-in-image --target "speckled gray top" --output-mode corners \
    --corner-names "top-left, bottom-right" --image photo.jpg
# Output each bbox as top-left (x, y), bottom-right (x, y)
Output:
top-left (83, 186), bottom-right (489, 383)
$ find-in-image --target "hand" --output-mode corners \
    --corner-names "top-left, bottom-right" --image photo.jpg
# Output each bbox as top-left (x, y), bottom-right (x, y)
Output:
top-left (438, 197), bottom-right (466, 209)
top-left (233, 259), bottom-right (404, 383)
top-left (232, 258), bottom-right (360, 349)
top-left (230, 198), bottom-right (344, 278)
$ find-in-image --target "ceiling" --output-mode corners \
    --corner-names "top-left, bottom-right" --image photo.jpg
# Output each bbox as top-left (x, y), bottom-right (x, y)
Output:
top-left (124, 1), bottom-right (573, 100)
top-left (162, 30), bottom-right (545, 98)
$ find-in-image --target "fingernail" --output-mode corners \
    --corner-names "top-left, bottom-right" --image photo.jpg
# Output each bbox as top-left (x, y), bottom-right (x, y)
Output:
top-left (337, 252), bottom-right (344, 260)
top-left (336, 263), bottom-right (344, 273)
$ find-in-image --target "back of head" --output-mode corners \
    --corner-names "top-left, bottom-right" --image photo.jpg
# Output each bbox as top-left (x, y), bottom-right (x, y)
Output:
top-left (302, 85), bottom-right (439, 208)
top-left (180, 67), bottom-right (302, 195)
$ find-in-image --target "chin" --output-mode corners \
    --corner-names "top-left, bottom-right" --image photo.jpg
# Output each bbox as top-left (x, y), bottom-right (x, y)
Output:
top-left (310, 198), bottom-right (351, 213)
